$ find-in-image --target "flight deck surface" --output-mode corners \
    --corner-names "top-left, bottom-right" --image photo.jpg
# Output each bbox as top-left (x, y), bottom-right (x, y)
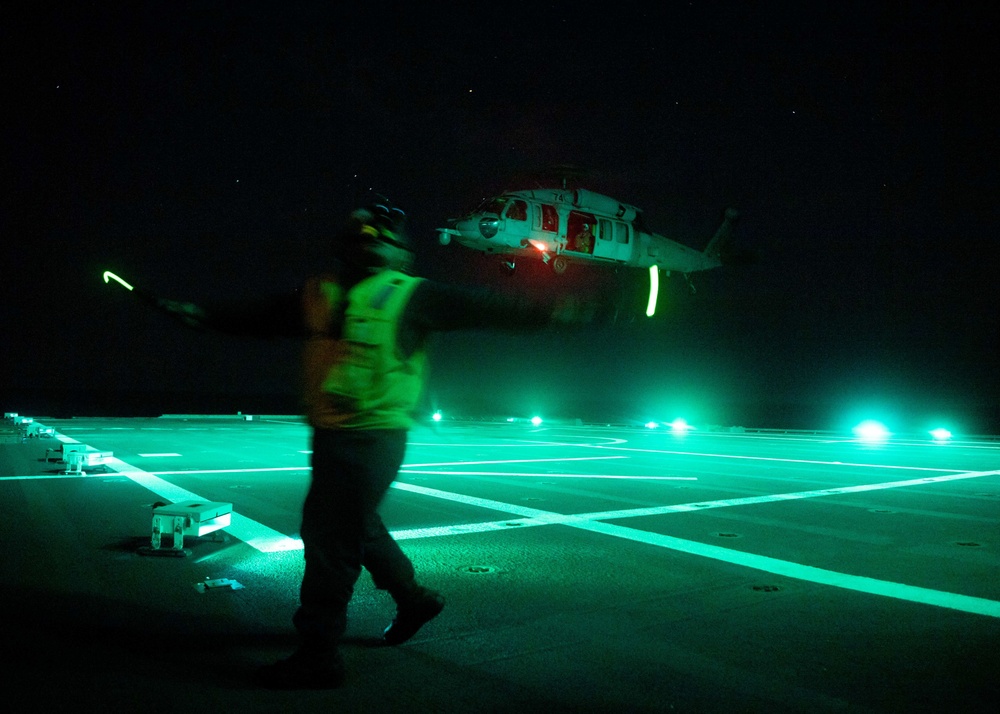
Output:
top-left (2, 415), bottom-right (998, 713)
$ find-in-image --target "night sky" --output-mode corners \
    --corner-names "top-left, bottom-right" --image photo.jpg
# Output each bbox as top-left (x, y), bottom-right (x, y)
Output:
top-left (5, 2), bottom-right (999, 434)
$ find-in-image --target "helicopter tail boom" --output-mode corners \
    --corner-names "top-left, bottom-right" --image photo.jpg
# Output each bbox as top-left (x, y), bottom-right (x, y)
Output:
top-left (703, 208), bottom-right (740, 261)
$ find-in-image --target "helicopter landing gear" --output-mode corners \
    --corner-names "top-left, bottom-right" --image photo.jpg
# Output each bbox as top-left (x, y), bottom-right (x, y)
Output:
top-left (551, 255), bottom-right (568, 275)
top-left (503, 260), bottom-right (517, 274)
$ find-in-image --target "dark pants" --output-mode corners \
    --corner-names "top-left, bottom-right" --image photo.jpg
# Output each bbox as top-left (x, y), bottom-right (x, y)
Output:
top-left (293, 427), bottom-right (417, 651)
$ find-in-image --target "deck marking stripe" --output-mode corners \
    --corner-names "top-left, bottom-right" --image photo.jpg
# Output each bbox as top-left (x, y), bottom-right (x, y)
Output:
top-left (402, 470), bottom-right (695, 480)
top-left (149, 467), bottom-right (309, 475)
top-left (581, 443), bottom-right (964, 472)
top-left (403, 456), bottom-right (625, 467)
top-left (574, 518), bottom-right (1000, 618)
top-left (390, 475), bottom-right (1000, 618)
top-left (570, 468), bottom-right (1000, 521)
top-left (1, 474), bottom-right (116, 481)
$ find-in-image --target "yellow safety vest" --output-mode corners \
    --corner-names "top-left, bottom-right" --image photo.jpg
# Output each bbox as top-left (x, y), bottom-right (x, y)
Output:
top-left (302, 270), bottom-right (426, 429)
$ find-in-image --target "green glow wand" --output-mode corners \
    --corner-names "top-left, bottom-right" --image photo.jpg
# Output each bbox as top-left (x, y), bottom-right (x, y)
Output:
top-left (103, 270), bottom-right (134, 291)
top-left (103, 269), bottom-right (208, 327)
top-left (102, 270), bottom-right (160, 306)
top-left (645, 265), bottom-right (659, 317)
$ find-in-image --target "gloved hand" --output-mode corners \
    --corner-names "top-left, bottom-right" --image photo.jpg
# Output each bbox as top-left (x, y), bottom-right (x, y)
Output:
top-left (156, 299), bottom-right (209, 329)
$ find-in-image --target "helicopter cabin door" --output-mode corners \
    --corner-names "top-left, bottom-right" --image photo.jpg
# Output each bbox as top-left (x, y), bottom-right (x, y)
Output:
top-left (502, 198), bottom-right (531, 245)
top-left (594, 218), bottom-right (631, 261)
top-left (566, 210), bottom-right (597, 253)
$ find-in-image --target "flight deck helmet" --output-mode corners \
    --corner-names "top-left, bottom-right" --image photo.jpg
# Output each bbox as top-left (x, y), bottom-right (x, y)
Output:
top-left (334, 199), bottom-right (414, 276)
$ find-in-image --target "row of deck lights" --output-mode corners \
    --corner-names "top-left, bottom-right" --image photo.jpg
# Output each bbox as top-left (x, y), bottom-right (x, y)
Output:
top-left (428, 409), bottom-right (956, 443)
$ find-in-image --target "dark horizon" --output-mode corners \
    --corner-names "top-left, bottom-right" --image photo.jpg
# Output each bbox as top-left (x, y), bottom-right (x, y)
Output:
top-left (5, 3), bottom-right (998, 438)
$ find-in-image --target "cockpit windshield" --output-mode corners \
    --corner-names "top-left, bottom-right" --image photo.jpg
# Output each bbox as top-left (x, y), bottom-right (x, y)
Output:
top-left (473, 197), bottom-right (510, 216)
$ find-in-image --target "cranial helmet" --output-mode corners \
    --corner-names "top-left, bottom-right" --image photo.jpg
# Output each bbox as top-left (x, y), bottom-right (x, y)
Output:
top-left (335, 199), bottom-right (414, 276)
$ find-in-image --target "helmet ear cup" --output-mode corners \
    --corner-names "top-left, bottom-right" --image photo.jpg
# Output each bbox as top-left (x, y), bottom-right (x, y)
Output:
top-left (368, 203), bottom-right (409, 245)
top-left (335, 201), bottom-right (413, 274)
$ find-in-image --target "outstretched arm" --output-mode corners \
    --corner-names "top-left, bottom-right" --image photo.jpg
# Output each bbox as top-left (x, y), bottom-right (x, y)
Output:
top-left (398, 279), bottom-right (594, 355)
top-left (103, 269), bottom-right (305, 338)
top-left (155, 292), bottom-right (306, 338)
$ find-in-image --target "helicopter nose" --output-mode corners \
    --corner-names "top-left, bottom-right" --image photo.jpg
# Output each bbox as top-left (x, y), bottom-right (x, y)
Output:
top-left (477, 215), bottom-right (499, 239)
top-left (454, 217), bottom-right (477, 234)
top-left (455, 216), bottom-right (498, 240)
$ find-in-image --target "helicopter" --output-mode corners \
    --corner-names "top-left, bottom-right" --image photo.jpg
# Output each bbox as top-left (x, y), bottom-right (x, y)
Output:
top-left (436, 186), bottom-right (739, 315)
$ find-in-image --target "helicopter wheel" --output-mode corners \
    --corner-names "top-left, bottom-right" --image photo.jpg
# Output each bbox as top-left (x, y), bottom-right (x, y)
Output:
top-left (552, 255), bottom-right (568, 275)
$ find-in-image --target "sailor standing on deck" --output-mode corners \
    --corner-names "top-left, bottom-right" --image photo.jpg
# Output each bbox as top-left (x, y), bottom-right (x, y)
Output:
top-left (152, 199), bottom-right (591, 689)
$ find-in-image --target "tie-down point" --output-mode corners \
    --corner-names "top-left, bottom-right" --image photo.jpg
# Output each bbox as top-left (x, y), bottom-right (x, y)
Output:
top-left (137, 500), bottom-right (232, 557)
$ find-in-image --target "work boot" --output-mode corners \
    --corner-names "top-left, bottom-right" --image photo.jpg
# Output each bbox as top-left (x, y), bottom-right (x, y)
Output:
top-left (383, 586), bottom-right (445, 645)
top-left (253, 648), bottom-right (346, 690)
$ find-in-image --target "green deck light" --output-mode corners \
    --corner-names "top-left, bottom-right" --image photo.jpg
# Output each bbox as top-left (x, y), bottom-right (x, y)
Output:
top-left (669, 418), bottom-right (692, 434)
top-left (853, 420), bottom-right (889, 443)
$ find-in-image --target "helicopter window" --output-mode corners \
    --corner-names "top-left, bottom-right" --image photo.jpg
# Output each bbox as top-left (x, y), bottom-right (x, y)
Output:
top-left (540, 204), bottom-right (558, 232)
top-left (598, 219), bottom-right (611, 240)
top-left (614, 221), bottom-right (630, 244)
top-left (476, 197), bottom-right (508, 216)
top-left (505, 200), bottom-right (527, 221)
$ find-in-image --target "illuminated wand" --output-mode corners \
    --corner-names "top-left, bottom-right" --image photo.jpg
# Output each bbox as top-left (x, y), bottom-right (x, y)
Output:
top-left (102, 270), bottom-right (207, 327)
top-left (103, 270), bottom-right (159, 304)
